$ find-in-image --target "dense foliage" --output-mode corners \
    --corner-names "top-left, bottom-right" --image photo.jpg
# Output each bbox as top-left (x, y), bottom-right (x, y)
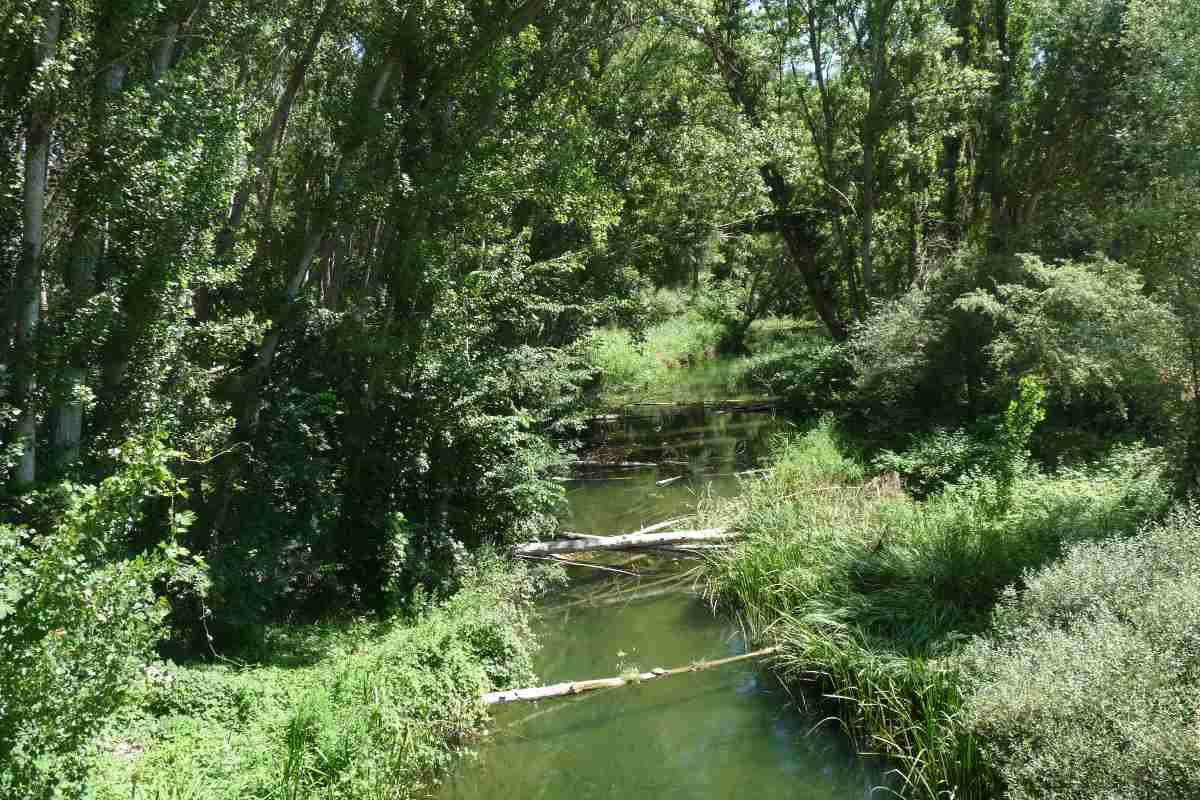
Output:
top-left (89, 560), bottom-right (543, 800)
top-left (963, 505), bottom-right (1200, 799)
top-left (2, 0), bottom-right (1199, 797)
top-left (702, 422), bottom-right (1171, 797)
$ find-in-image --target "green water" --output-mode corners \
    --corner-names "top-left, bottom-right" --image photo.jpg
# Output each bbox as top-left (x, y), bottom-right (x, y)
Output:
top-left (439, 398), bottom-right (886, 799)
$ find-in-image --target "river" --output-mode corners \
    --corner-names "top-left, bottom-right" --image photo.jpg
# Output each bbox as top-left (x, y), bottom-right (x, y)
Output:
top-left (438, 391), bottom-right (886, 799)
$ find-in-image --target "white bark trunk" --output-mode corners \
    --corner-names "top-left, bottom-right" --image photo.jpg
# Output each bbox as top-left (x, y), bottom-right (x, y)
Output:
top-left (11, 2), bottom-right (62, 487)
top-left (53, 24), bottom-right (130, 469)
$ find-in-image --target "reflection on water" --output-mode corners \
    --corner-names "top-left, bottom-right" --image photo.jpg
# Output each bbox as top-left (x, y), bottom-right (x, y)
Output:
top-left (439, 398), bottom-right (887, 800)
top-left (564, 402), bottom-right (787, 535)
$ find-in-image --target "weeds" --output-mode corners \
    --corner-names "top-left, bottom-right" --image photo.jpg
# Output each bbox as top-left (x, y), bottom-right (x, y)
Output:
top-left (583, 313), bottom-right (803, 405)
top-left (89, 561), bottom-right (541, 800)
top-left (700, 419), bottom-right (1170, 798)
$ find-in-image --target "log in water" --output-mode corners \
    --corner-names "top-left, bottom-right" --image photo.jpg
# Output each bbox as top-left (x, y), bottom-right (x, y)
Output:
top-left (483, 647), bottom-right (780, 705)
top-left (513, 528), bottom-right (736, 555)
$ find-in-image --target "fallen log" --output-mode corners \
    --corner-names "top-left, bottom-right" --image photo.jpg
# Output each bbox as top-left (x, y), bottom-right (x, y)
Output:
top-left (513, 528), bottom-right (734, 556)
top-left (558, 531), bottom-right (604, 540)
top-left (625, 518), bottom-right (686, 536)
top-left (517, 554), bottom-right (641, 576)
top-left (482, 646), bottom-right (779, 705)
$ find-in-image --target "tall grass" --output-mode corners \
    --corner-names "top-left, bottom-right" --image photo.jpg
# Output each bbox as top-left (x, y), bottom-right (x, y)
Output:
top-left (583, 313), bottom-right (723, 404)
top-left (700, 421), bottom-right (1169, 798)
top-left (89, 561), bottom-right (542, 800)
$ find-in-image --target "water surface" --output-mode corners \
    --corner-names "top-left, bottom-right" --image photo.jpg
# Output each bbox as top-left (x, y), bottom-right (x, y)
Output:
top-left (439, 397), bottom-right (886, 800)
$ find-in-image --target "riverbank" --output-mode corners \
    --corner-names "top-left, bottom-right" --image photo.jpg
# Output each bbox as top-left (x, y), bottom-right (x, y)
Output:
top-left (581, 313), bottom-right (807, 406)
top-left (697, 420), bottom-right (1195, 798)
top-left (86, 562), bottom-right (543, 800)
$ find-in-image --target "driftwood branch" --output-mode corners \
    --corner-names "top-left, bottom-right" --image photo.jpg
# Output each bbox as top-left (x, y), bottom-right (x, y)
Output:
top-left (513, 528), bottom-right (735, 556)
top-left (624, 518), bottom-right (687, 536)
top-left (482, 646), bottom-right (779, 705)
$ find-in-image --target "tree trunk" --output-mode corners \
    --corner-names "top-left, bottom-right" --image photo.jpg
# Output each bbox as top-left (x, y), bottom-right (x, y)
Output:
top-left (938, 0), bottom-right (972, 247)
top-left (803, 5), bottom-right (863, 320)
top-left (705, 16), bottom-right (848, 342)
top-left (10, 2), bottom-right (62, 488)
top-left (51, 5), bottom-right (130, 470)
top-left (861, 139), bottom-right (876, 297)
top-left (513, 528), bottom-right (735, 555)
top-left (985, 0), bottom-right (1017, 255)
top-left (202, 0), bottom-right (336, 323)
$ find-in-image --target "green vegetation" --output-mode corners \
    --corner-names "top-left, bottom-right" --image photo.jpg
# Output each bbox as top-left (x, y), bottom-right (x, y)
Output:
top-left (582, 312), bottom-right (810, 404)
top-left (89, 561), bottom-right (542, 800)
top-left (582, 313), bottom-right (722, 404)
top-left (962, 505), bottom-right (1200, 799)
top-left (702, 419), bottom-right (1171, 797)
top-left (1, 0), bottom-right (1198, 796)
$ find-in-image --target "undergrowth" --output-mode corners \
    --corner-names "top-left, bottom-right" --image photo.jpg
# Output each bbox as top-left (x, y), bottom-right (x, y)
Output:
top-left (699, 419), bottom-right (1169, 798)
top-left (584, 314), bottom-right (805, 406)
top-left (88, 559), bottom-right (544, 800)
top-left (961, 505), bottom-right (1200, 799)
top-left (583, 313), bottom-right (722, 404)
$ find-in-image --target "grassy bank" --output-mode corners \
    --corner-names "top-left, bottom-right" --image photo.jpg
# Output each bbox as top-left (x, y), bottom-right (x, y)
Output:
top-left (87, 561), bottom-right (542, 800)
top-left (583, 312), bottom-right (810, 405)
top-left (698, 421), bottom-right (1177, 798)
top-left (583, 314), bottom-right (722, 405)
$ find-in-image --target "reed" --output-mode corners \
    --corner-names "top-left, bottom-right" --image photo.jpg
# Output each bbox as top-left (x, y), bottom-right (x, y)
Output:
top-left (700, 421), bottom-right (1168, 798)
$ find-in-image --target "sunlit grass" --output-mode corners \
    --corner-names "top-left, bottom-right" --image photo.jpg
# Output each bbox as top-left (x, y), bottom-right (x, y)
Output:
top-left (698, 420), bottom-right (1168, 798)
top-left (88, 563), bottom-right (541, 800)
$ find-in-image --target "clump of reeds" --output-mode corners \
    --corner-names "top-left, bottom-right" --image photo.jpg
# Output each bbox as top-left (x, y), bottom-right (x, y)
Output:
top-left (698, 419), bottom-right (1169, 798)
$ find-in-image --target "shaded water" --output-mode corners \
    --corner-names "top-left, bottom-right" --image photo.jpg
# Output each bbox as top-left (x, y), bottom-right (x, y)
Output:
top-left (439, 386), bottom-right (886, 799)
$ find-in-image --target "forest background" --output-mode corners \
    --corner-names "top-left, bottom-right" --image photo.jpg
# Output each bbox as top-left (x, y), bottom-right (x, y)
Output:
top-left (1, 0), bottom-right (1199, 797)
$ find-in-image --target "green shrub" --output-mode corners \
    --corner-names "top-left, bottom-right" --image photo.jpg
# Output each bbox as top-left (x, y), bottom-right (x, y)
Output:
top-left (737, 333), bottom-right (849, 413)
top-left (702, 424), bottom-right (1169, 798)
top-left (874, 428), bottom-right (986, 499)
top-left (139, 667), bottom-right (260, 726)
top-left (90, 559), bottom-right (542, 800)
top-left (962, 504), bottom-right (1200, 800)
top-left (835, 250), bottom-right (1178, 462)
top-left (0, 439), bottom-right (195, 799)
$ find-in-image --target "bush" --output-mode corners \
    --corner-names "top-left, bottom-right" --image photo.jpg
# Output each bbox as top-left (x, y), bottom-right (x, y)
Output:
top-left (737, 332), bottom-right (849, 414)
top-left (874, 428), bottom-right (987, 499)
top-left (832, 249), bottom-right (1177, 461)
top-left (0, 439), bottom-right (195, 799)
top-left (962, 505), bottom-right (1200, 800)
top-left (701, 422), bottom-right (1169, 798)
top-left (89, 558), bottom-right (544, 800)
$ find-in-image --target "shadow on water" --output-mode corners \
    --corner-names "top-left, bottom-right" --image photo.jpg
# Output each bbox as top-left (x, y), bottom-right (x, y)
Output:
top-left (439, 376), bottom-right (888, 799)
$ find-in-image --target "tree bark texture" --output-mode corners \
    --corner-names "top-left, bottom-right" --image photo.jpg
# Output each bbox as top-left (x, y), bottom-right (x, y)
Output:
top-left (10, 2), bottom-right (62, 488)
